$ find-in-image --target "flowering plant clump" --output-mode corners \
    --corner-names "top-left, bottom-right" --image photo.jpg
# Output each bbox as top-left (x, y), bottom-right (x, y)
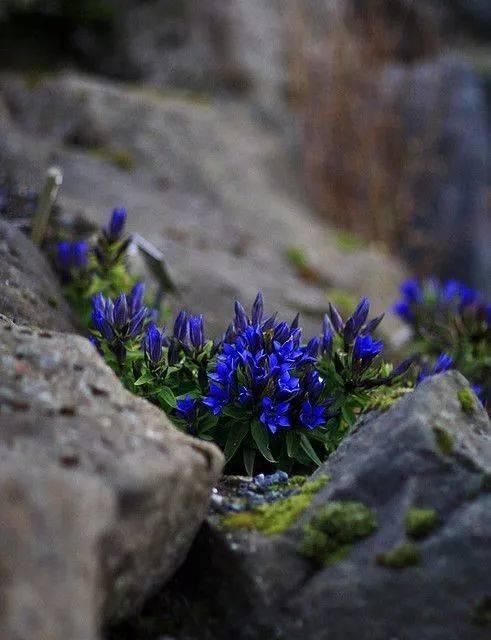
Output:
top-left (54, 209), bottom-right (415, 473)
top-left (394, 278), bottom-right (490, 407)
top-left (55, 207), bottom-right (135, 323)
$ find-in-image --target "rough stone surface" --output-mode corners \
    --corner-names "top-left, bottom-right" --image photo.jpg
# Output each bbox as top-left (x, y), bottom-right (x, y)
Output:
top-left (0, 219), bottom-right (78, 331)
top-left (0, 463), bottom-right (114, 640)
top-left (0, 71), bottom-right (406, 342)
top-left (170, 372), bottom-right (491, 640)
top-left (0, 313), bottom-right (223, 624)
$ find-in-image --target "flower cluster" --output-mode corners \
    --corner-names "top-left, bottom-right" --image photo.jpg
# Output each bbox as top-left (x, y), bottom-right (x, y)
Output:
top-left (56, 209), bottom-right (416, 473)
top-left (91, 282), bottom-right (153, 365)
top-left (54, 208), bottom-right (135, 323)
top-left (200, 293), bottom-right (334, 471)
top-left (56, 240), bottom-right (89, 282)
top-left (393, 278), bottom-right (490, 408)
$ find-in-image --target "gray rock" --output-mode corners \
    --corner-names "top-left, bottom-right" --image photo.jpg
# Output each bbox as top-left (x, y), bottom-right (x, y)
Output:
top-left (0, 72), bottom-right (406, 343)
top-left (0, 313), bottom-right (223, 623)
top-left (0, 219), bottom-right (78, 332)
top-left (178, 372), bottom-right (491, 640)
top-left (0, 463), bottom-right (114, 640)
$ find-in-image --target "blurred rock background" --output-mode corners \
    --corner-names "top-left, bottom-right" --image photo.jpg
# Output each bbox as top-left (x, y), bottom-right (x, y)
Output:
top-left (0, 0), bottom-right (489, 334)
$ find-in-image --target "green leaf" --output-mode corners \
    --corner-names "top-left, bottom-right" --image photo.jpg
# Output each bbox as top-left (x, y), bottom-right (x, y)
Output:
top-left (251, 420), bottom-right (276, 463)
top-left (299, 434), bottom-right (322, 466)
top-left (224, 422), bottom-right (249, 463)
top-left (134, 371), bottom-right (154, 386)
top-left (341, 404), bottom-right (357, 426)
top-left (157, 386), bottom-right (177, 408)
top-left (221, 405), bottom-right (246, 419)
top-left (243, 448), bottom-right (256, 477)
top-left (286, 431), bottom-right (300, 459)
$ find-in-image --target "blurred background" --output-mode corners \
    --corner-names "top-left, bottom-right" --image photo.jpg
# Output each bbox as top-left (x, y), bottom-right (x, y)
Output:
top-left (0, 0), bottom-right (489, 336)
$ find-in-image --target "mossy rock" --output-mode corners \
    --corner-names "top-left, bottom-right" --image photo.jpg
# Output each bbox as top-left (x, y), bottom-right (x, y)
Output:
top-left (299, 501), bottom-right (377, 566)
top-left (405, 507), bottom-right (439, 539)
top-left (458, 387), bottom-right (476, 414)
top-left (433, 425), bottom-right (454, 456)
top-left (220, 475), bottom-right (329, 536)
top-left (376, 543), bottom-right (421, 569)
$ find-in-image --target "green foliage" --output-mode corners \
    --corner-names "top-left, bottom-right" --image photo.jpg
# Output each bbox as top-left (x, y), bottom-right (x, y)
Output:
top-left (299, 501), bottom-right (377, 566)
top-left (220, 475), bottom-right (329, 536)
top-left (376, 542), bottom-right (421, 569)
top-left (405, 508), bottom-right (438, 539)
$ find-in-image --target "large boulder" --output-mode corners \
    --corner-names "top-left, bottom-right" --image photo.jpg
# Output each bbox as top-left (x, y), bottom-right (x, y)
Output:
top-left (0, 71), bottom-right (406, 342)
top-left (0, 312), bottom-right (223, 629)
top-left (0, 464), bottom-right (113, 640)
top-left (0, 219), bottom-right (78, 331)
top-left (164, 372), bottom-right (491, 640)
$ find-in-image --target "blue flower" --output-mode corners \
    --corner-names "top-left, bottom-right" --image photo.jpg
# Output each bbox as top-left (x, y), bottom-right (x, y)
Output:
top-left (107, 207), bottom-right (127, 241)
top-left (277, 369), bottom-right (300, 397)
top-left (176, 395), bottom-right (198, 424)
top-left (143, 323), bottom-right (166, 364)
top-left (322, 314), bottom-right (334, 356)
top-left (91, 289), bottom-right (151, 347)
top-left (203, 383), bottom-right (231, 415)
top-left (393, 300), bottom-right (413, 322)
top-left (433, 352), bottom-right (454, 374)
top-left (189, 314), bottom-right (205, 350)
top-left (353, 334), bottom-right (384, 366)
top-left (400, 279), bottom-right (423, 303)
top-left (417, 352), bottom-right (454, 384)
top-left (251, 291), bottom-right (264, 326)
top-left (299, 399), bottom-right (326, 430)
top-left (56, 240), bottom-right (89, 277)
top-left (260, 397), bottom-right (291, 434)
top-left (173, 310), bottom-right (189, 342)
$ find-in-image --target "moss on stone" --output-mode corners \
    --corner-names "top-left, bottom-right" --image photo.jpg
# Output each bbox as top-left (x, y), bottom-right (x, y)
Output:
top-left (405, 508), bottom-right (438, 539)
top-left (364, 386), bottom-right (412, 413)
top-left (220, 475), bottom-right (329, 536)
top-left (334, 230), bottom-right (365, 253)
top-left (433, 425), bottom-right (454, 456)
top-left (376, 543), bottom-right (421, 569)
top-left (458, 387), bottom-right (476, 413)
top-left (299, 501), bottom-right (377, 566)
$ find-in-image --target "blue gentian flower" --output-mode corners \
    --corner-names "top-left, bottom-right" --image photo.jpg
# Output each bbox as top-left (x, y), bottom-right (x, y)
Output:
top-left (56, 240), bottom-right (89, 279)
top-left (322, 314), bottom-right (334, 356)
top-left (143, 323), bottom-right (167, 364)
top-left (176, 395), bottom-right (199, 425)
top-left (107, 207), bottom-right (127, 242)
top-left (251, 292), bottom-right (264, 326)
top-left (173, 310), bottom-right (189, 343)
top-left (189, 314), bottom-right (205, 350)
top-left (91, 285), bottom-right (151, 357)
top-left (433, 352), bottom-right (454, 374)
top-left (417, 352), bottom-right (454, 384)
top-left (353, 334), bottom-right (384, 366)
top-left (300, 399), bottom-right (326, 430)
top-left (203, 383), bottom-right (230, 415)
top-left (260, 397), bottom-right (291, 434)
top-left (400, 279), bottom-right (423, 303)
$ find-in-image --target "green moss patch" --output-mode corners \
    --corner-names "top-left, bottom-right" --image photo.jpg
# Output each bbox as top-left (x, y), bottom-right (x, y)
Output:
top-left (220, 475), bottom-right (329, 536)
top-left (299, 501), bottom-right (377, 566)
top-left (433, 426), bottom-right (454, 456)
top-left (458, 387), bottom-right (476, 413)
top-left (405, 508), bottom-right (438, 539)
top-left (376, 543), bottom-right (421, 569)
